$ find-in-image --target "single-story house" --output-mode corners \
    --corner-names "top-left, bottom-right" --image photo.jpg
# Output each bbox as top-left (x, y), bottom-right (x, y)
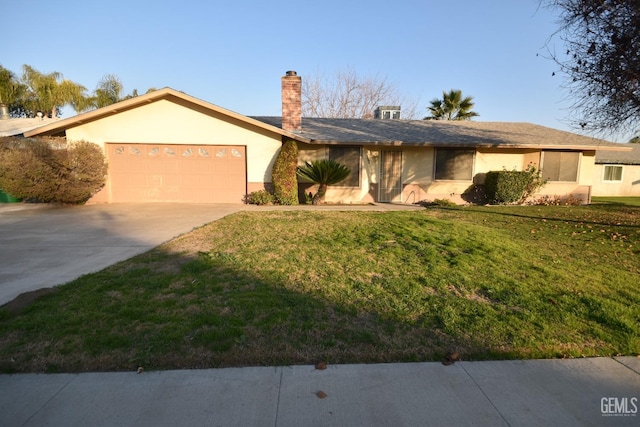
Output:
top-left (592, 144), bottom-right (640, 197)
top-left (15, 70), bottom-right (630, 204)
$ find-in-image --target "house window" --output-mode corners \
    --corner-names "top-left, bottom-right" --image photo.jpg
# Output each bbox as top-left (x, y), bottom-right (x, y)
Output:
top-left (329, 146), bottom-right (360, 187)
top-left (541, 151), bottom-right (580, 182)
top-left (434, 149), bottom-right (474, 180)
top-left (603, 165), bottom-right (623, 182)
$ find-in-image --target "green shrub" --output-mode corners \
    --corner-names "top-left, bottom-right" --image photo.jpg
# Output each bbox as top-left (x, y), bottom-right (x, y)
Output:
top-left (296, 159), bottom-right (350, 204)
top-left (0, 137), bottom-right (107, 204)
top-left (245, 190), bottom-right (275, 205)
top-left (485, 164), bottom-right (545, 204)
top-left (271, 138), bottom-right (299, 205)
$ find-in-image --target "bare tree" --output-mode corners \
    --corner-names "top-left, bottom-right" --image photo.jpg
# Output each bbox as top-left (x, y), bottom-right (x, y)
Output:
top-left (302, 68), bottom-right (419, 119)
top-left (544, 0), bottom-right (640, 134)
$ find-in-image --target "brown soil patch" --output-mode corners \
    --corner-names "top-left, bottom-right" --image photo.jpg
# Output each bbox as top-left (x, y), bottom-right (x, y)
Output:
top-left (1, 287), bottom-right (59, 315)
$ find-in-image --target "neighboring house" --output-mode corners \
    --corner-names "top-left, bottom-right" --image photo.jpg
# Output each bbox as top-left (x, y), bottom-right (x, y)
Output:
top-left (0, 117), bottom-right (59, 137)
top-left (592, 144), bottom-right (640, 197)
top-left (21, 71), bottom-right (630, 205)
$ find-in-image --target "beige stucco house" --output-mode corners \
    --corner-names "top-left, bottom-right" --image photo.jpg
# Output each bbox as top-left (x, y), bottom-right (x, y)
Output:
top-left (18, 71), bottom-right (630, 205)
top-left (22, 88), bottom-right (299, 203)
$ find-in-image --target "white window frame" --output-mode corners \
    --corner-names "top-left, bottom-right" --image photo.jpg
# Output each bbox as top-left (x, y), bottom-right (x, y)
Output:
top-left (602, 165), bottom-right (624, 183)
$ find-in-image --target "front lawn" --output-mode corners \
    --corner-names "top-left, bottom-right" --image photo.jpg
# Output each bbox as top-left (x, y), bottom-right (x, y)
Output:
top-left (591, 196), bottom-right (640, 207)
top-left (0, 205), bottom-right (638, 373)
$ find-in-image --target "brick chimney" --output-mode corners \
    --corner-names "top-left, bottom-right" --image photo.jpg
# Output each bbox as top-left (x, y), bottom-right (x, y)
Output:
top-left (282, 70), bottom-right (302, 132)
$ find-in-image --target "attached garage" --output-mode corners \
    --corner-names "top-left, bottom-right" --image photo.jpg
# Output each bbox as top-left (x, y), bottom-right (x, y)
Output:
top-left (106, 143), bottom-right (246, 203)
top-left (22, 88), bottom-right (299, 204)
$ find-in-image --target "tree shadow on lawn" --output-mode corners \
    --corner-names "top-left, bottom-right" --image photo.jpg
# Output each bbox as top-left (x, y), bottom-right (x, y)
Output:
top-left (2, 204), bottom-right (638, 374)
top-left (452, 205), bottom-right (640, 228)
top-left (0, 244), bottom-right (537, 374)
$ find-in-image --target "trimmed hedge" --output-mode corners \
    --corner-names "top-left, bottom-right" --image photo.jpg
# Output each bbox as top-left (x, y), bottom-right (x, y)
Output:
top-left (484, 165), bottom-right (545, 204)
top-left (271, 138), bottom-right (299, 205)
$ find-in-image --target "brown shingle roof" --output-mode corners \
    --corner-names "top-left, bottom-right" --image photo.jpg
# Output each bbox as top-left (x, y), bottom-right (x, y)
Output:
top-left (253, 117), bottom-right (629, 151)
top-left (596, 143), bottom-right (640, 164)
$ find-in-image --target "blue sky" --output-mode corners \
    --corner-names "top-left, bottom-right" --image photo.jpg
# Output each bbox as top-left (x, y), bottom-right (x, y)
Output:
top-left (3, 0), bottom-right (630, 142)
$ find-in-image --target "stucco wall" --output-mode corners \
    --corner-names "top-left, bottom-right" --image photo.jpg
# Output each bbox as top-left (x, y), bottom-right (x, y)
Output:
top-left (533, 151), bottom-right (594, 202)
top-left (592, 164), bottom-right (640, 196)
top-left (298, 143), bottom-right (597, 204)
top-left (475, 149), bottom-right (540, 176)
top-left (66, 99), bottom-right (282, 185)
top-left (297, 143), bottom-right (372, 203)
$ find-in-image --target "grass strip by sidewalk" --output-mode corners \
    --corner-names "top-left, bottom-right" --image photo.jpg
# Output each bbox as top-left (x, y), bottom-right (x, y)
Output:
top-left (0, 205), bottom-right (639, 373)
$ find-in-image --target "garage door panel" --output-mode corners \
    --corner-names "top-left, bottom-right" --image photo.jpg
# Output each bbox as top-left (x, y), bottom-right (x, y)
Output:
top-left (107, 144), bottom-right (246, 203)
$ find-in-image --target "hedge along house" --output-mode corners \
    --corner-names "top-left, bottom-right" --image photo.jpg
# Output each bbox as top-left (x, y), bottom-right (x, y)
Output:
top-left (23, 70), bottom-right (630, 205)
top-left (255, 72), bottom-right (631, 204)
top-left (23, 88), bottom-right (301, 203)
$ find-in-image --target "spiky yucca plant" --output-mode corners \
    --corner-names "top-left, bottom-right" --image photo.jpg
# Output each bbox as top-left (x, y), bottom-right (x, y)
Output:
top-left (296, 159), bottom-right (350, 204)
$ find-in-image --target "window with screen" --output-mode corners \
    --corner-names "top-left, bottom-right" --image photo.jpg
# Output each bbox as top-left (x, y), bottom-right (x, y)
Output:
top-left (603, 165), bottom-right (623, 182)
top-left (434, 149), bottom-right (474, 180)
top-left (541, 151), bottom-right (580, 182)
top-left (329, 146), bottom-right (360, 187)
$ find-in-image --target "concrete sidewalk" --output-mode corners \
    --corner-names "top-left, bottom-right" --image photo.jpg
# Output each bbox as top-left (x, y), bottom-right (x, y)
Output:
top-left (1, 357), bottom-right (638, 427)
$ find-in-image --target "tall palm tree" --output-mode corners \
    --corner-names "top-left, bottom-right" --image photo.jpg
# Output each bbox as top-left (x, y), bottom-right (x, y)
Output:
top-left (296, 159), bottom-right (350, 204)
top-left (425, 89), bottom-right (479, 121)
top-left (0, 66), bottom-right (25, 117)
top-left (93, 74), bottom-right (124, 108)
top-left (21, 65), bottom-right (88, 117)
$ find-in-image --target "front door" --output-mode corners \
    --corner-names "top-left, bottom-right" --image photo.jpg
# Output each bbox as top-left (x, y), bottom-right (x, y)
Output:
top-left (379, 150), bottom-right (402, 202)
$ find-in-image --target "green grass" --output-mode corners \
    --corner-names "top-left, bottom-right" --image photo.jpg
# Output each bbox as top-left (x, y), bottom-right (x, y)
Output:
top-left (1, 205), bottom-right (639, 373)
top-left (592, 196), bottom-right (640, 207)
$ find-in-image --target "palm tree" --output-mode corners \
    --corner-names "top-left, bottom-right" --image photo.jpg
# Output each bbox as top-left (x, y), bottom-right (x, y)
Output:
top-left (425, 89), bottom-right (479, 120)
top-left (0, 66), bottom-right (24, 117)
top-left (296, 159), bottom-right (350, 204)
top-left (93, 74), bottom-right (124, 108)
top-left (21, 65), bottom-right (88, 117)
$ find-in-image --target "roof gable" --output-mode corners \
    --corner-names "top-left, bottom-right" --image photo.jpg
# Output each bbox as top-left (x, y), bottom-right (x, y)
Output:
top-left (24, 88), bottom-right (303, 141)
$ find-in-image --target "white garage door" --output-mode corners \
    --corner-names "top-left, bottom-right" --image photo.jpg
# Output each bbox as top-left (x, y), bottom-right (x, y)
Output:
top-left (107, 144), bottom-right (246, 203)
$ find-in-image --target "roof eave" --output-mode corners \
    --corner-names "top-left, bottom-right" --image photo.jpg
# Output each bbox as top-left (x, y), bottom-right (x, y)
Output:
top-left (303, 140), bottom-right (631, 150)
top-left (23, 88), bottom-right (310, 143)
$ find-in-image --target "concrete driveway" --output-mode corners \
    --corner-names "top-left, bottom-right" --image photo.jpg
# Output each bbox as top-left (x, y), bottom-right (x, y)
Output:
top-left (0, 203), bottom-right (245, 306)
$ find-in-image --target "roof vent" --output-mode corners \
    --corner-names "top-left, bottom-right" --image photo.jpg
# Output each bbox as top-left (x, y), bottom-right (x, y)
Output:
top-left (374, 106), bottom-right (401, 120)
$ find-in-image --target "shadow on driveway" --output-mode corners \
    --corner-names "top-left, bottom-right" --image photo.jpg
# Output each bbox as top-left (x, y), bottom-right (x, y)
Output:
top-left (0, 203), bottom-right (245, 306)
